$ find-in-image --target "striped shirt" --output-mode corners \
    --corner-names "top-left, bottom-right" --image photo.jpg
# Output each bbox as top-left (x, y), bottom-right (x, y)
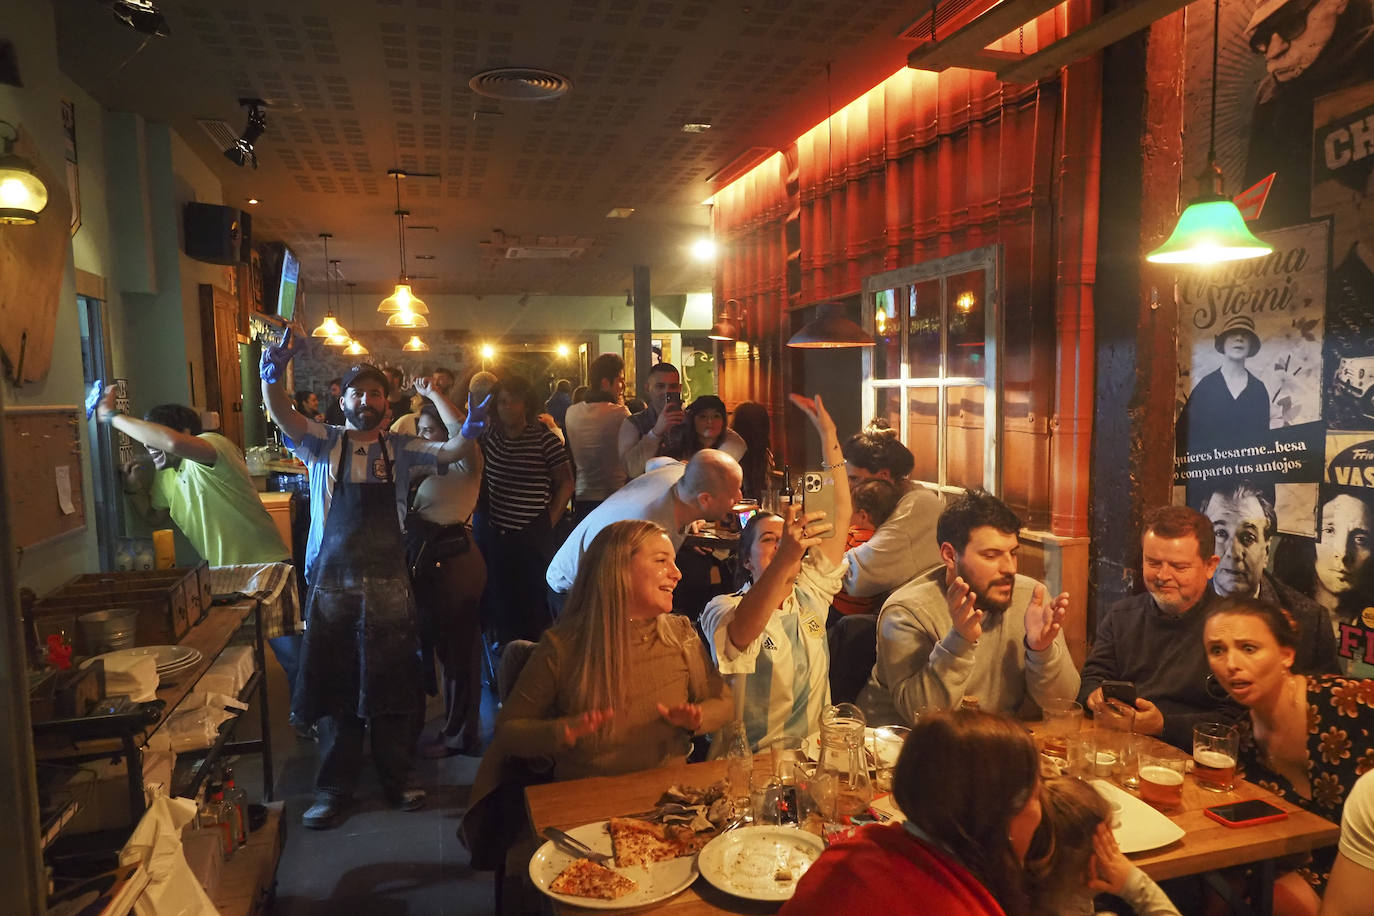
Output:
top-left (700, 552), bottom-right (846, 752)
top-left (479, 422), bottom-right (569, 531)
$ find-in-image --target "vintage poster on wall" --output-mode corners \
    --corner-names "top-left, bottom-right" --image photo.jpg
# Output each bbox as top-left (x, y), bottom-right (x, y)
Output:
top-left (1175, 1), bottom-right (1374, 677)
top-left (1173, 220), bottom-right (1330, 510)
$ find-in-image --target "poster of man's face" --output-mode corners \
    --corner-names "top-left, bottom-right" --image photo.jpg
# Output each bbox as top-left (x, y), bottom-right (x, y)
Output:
top-left (1201, 485), bottom-right (1275, 598)
top-left (1246, 0), bottom-right (1351, 85)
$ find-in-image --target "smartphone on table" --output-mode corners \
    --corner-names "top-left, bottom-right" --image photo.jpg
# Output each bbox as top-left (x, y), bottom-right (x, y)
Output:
top-left (1204, 799), bottom-right (1288, 828)
top-left (801, 470), bottom-right (839, 538)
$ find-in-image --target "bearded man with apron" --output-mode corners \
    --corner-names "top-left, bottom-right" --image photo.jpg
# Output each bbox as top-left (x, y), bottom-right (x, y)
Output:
top-left (260, 347), bottom-right (486, 829)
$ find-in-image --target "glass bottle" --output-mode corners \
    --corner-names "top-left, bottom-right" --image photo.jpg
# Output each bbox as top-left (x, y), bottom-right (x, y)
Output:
top-left (723, 720), bottom-right (754, 820)
top-left (779, 464), bottom-right (795, 508)
top-left (200, 783), bottom-right (235, 859)
top-left (222, 766), bottom-right (248, 848)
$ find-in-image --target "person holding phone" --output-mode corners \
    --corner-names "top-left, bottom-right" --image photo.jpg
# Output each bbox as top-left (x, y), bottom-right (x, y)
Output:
top-left (700, 394), bottom-right (850, 750)
top-left (618, 362), bottom-right (686, 478)
top-left (656, 394), bottom-right (746, 464)
top-left (1202, 597), bottom-right (1374, 906)
top-left (1077, 506), bottom-right (1246, 750)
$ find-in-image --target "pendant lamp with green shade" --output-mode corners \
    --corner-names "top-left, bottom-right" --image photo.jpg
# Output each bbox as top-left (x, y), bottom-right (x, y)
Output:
top-left (1146, 0), bottom-right (1272, 266)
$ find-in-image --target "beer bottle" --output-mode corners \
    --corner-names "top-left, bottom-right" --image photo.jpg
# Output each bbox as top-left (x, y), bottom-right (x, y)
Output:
top-left (779, 464), bottom-right (794, 507)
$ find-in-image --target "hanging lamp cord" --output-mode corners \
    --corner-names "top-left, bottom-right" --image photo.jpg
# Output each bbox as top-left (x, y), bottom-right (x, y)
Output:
top-left (321, 234), bottom-right (332, 316)
top-left (1208, 0), bottom-right (1219, 165)
top-left (394, 172), bottom-right (408, 281)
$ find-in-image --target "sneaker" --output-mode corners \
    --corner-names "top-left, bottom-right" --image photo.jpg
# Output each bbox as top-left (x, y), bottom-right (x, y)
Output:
top-left (302, 795), bottom-right (347, 829)
top-left (387, 787), bottom-right (426, 811)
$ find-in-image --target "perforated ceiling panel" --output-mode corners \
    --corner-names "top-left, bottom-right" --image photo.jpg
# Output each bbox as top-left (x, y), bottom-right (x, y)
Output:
top-left (54, 0), bottom-right (914, 297)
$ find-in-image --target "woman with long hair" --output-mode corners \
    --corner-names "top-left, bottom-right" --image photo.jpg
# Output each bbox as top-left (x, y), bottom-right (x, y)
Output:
top-left (1203, 597), bottom-right (1374, 912)
top-left (1025, 777), bottom-right (1179, 916)
top-left (782, 710), bottom-right (1042, 916)
top-left (488, 519), bottom-right (733, 776)
top-left (658, 394), bottom-right (746, 463)
top-left (701, 394), bottom-right (849, 750)
top-left (730, 400), bottom-right (773, 501)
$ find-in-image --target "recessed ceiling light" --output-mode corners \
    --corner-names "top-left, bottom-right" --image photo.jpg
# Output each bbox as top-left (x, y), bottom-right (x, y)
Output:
top-left (414, 254), bottom-right (435, 259)
top-left (682, 119), bottom-right (711, 133)
top-left (606, 207), bottom-right (635, 219)
top-left (246, 197), bottom-right (260, 205)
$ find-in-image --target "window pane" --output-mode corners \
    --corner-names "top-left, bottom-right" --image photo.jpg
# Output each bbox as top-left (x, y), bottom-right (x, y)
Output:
top-left (946, 384), bottom-right (985, 490)
top-left (873, 386), bottom-right (902, 433)
top-left (905, 386), bottom-right (939, 483)
top-left (907, 280), bottom-right (942, 379)
top-left (945, 269), bottom-right (986, 379)
top-left (872, 288), bottom-right (901, 379)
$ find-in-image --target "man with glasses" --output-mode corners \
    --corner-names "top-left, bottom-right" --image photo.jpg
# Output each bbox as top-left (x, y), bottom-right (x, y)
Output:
top-left (1243, 0), bottom-right (1374, 226)
top-left (1077, 506), bottom-right (1244, 750)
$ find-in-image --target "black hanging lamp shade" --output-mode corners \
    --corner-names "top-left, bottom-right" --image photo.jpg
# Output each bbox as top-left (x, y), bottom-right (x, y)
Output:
top-left (787, 303), bottom-right (874, 349)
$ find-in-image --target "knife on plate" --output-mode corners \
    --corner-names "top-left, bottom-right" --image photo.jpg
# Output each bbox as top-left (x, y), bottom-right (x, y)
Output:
top-left (542, 827), bottom-right (612, 866)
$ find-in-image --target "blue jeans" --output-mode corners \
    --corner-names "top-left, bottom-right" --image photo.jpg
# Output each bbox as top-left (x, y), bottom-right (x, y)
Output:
top-left (268, 634), bottom-right (303, 719)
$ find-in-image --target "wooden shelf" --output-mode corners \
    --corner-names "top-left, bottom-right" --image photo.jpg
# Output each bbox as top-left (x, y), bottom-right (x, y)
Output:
top-left (213, 802), bottom-right (283, 916)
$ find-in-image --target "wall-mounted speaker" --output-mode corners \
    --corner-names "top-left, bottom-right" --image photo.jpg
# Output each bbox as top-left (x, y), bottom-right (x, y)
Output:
top-left (184, 203), bottom-right (249, 265)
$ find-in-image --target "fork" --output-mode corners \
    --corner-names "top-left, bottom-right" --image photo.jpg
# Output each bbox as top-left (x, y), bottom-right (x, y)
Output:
top-left (542, 827), bottom-right (612, 866)
top-left (619, 802), bottom-right (694, 820)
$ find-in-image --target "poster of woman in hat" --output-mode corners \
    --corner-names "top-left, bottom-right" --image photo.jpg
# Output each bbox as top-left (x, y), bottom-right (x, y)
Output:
top-left (1177, 314), bottom-right (1271, 453)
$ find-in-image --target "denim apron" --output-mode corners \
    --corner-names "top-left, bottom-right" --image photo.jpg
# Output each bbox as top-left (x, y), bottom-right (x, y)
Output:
top-left (293, 432), bottom-right (421, 722)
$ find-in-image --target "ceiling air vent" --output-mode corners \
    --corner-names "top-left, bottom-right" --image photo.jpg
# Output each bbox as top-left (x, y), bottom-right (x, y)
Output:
top-left (505, 246), bottom-right (584, 260)
top-left (196, 118), bottom-right (239, 151)
top-left (468, 68), bottom-right (572, 101)
top-left (897, 0), bottom-right (1001, 44)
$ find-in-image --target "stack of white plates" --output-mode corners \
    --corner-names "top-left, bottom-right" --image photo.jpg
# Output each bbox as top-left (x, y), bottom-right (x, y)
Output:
top-left (91, 645), bottom-right (204, 683)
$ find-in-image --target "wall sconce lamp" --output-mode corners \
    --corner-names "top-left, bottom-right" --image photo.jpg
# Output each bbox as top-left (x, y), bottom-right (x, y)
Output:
top-left (0, 121), bottom-right (49, 225)
top-left (708, 298), bottom-right (743, 341)
top-left (787, 302), bottom-right (875, 349)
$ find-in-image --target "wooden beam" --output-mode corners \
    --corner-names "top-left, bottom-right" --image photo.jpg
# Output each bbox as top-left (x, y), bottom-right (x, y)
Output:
top-left (906, 0), bottom-right (1064, 72)
top-left (996, 0), bottom-right (1194, 84)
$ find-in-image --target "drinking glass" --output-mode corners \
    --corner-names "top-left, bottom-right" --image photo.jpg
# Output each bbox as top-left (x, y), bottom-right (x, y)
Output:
top-left (869, 726), bottom-right (909, 794)
top-left (1040, 699), bottom-right (1083, 760)
top-left (1193, 722), bottom-right (1240, 792)
top-left (723, 721), bottom-right (754, 819)
top-left (1138, 752), bottom-right (1186, 812)
top-left (1095, 701), bottom-right (1137, 788)
top-left (793, 761), bottom-right (838, 824)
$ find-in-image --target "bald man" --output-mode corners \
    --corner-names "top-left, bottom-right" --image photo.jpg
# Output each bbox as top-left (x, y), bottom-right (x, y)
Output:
top-left (545, 449), bottom-right (744, 602)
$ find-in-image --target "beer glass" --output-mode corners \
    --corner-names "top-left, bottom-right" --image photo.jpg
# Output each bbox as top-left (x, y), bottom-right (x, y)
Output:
top-left (1040, 699), bottom-right (1083, 760)
top-left (1193, 722), bottom-right (1239, 792)
top-left (1138, 752), bottom-right (1186, 812)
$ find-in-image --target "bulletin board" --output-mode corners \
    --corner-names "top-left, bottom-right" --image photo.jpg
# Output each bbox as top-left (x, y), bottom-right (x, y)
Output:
top-left (4, 408), bottom-right (85, 549)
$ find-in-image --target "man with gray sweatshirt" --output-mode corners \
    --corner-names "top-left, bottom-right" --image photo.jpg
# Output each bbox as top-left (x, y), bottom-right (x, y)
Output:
top-left (858, 488), bottom-right (1079, 724)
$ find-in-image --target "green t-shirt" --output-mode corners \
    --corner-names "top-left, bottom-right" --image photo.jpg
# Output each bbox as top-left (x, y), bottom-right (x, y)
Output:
top-left (150, 432), bottom-right (289, 566)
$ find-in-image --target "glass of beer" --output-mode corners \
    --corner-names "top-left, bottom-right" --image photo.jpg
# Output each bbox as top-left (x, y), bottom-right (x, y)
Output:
top-left (1040, 699), bottom-right (1083, 760)
top-left (1138, 752), bottom-right (1186, 812)
top-left (1193, 722), bottom-right (1240, 792)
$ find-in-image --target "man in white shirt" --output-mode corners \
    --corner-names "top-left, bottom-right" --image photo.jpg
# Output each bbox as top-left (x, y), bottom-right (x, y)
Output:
top-left (565, 353), bottom-right (631, 522)
top-left (546, 449), bottom-right (743, 610)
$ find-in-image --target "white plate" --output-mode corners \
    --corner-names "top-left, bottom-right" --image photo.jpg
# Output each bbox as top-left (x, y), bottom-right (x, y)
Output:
top-left (1090, 779), bottom-right (1186, 854)
top-left (83, 646), bottom-right (198, 670)
top-left (697, 825), bottom-right (824, 901)
top-left (529, 820), bottom-right (699, 909)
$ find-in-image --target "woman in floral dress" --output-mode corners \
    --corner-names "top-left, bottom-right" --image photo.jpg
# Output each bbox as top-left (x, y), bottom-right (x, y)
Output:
top-left (1203, 597), bottom-right (1374, 913)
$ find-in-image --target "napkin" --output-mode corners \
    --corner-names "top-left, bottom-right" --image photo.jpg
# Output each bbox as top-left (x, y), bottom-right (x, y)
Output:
top-left (96, 652), bottom-right (159, 703)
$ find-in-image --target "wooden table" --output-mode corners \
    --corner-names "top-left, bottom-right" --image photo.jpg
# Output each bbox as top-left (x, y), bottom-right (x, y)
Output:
top-left (526, 740), bottom-right (1339, 915)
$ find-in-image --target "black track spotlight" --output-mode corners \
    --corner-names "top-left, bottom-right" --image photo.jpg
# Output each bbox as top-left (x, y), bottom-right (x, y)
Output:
top-left (98, 0), bottom-right (170, 37)
top-left (224, 98), bottom-right (267, 169)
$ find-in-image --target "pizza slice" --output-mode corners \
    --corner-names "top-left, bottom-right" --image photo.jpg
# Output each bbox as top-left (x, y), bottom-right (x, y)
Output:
top-left (608, 816), bottom-right (685, 867)
top-left (549, 858), bottom-right (637, 900)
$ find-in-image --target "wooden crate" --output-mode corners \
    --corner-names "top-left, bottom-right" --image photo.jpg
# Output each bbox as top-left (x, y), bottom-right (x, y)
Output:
top-left (33, 563), bottom-right (211, 651)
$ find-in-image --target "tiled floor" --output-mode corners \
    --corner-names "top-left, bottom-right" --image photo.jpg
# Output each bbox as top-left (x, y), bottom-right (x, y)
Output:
top-left (239, 653), bottom-right (505, 915)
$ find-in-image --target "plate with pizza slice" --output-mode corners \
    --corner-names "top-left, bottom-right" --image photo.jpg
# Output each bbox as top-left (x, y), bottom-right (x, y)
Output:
top-left (529, 817), bottom-right (703, 909)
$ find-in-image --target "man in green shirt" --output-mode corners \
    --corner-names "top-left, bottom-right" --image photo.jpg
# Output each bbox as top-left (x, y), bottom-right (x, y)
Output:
top-left (97, 389), bottom-right (288, 566)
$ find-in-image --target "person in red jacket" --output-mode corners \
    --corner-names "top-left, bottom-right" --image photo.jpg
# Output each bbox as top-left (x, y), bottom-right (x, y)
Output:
top-left (781, 709), bottom-right (1042, 916)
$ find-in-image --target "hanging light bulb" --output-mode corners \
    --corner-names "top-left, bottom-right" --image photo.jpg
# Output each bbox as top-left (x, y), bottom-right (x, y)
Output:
top-left (0, 121), bottom-right (49, 225)
top-left (386, 309), bottom-right (429, 328)
top-left (377, 169), bottom-right (431, 314)
top-left (1145, 0), bottom-right (1271, 266)
top-left (310, 233), bottom-right (350, 339)
top-left (342, 338), bottom-right (369, 356)
top-left (403, 335), bottom-right (430, 352)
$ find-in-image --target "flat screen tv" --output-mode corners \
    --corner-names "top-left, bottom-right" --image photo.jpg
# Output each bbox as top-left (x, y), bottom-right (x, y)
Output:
top-left (276, 246), bottom-right (300, 321)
